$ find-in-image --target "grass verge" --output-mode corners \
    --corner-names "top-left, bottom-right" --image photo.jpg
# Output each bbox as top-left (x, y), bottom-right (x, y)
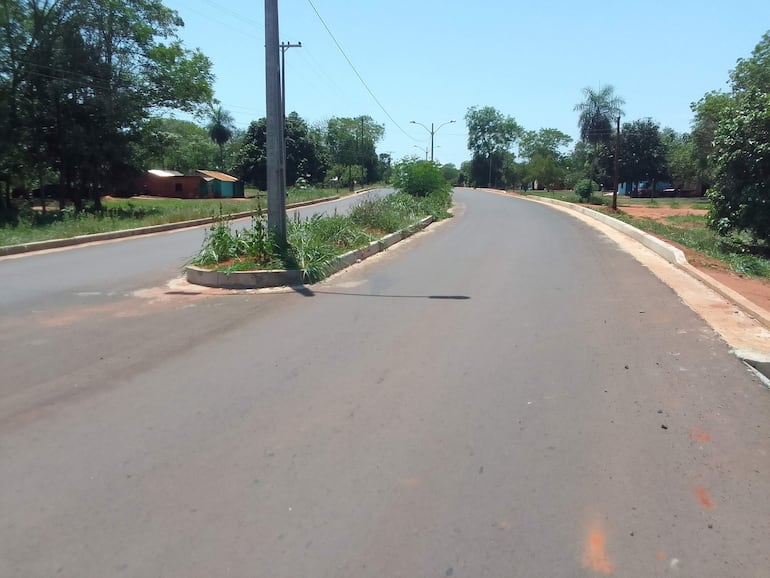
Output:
top-left (0, 186), bottom-right (347, 247)
top-left (609, 211), bottom-right (770, 278)
top-left (524, 190), bottom-right (770, 278)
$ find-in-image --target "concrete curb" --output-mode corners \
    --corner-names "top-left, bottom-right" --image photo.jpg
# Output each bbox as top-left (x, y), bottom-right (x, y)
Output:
top-left (185, 216), bottom-right (434, 290)
top-left (0, 195), bottom-right (342, 257)
top-left (522, 194), bottom-right (770, 371)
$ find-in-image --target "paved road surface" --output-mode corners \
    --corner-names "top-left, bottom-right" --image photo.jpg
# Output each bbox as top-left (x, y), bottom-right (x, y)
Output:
top-left (1, 188), bottom-right (768, 577)
top-left (0, 188), bottom-right (390, 317)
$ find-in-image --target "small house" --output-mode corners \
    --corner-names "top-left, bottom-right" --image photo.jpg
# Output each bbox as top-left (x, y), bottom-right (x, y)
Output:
top-left (133, 169), bottom-right (244, 199)
top-left (195, 170), bottom-right (245, 198)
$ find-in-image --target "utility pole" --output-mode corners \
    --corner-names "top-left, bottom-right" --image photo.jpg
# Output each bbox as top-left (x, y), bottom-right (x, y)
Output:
top-left (360, 116), bottom-right (365, 184)
top-left (612, 116), bottom-right (620, 211)
top-left (265, 0), bottom-right (285, 242)
top-left (280, 41), bottom-right (301, 195)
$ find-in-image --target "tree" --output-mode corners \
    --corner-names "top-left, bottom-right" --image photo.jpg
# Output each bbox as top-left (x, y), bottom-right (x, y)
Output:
top-left (324, 116), bottom-right (384, 188)
top-left (235, 112), bottom-right (328, 190)
top-left (465, 106), bottom-right (521, 187)
top-left (285, 112), bottom-right (327, 186)
top-left (134, 117), bottom-right (219, 174)
top-left (519, 128), bottom-right (573, 160)
top-left (574, 85), bottom-right (625, 184)
top-left (207, 105), bottom-right (235, 170)
top-left (703, 29), bottom-right (770, 241)
top-left (708, 90), bottom-right (770, 240)
top-left (574, 85), bottom-right (625, 144)
top-left (731, 30), bottom-right (770, 94)
top-left (661, 128), bottom-right (698, 191)
top-left (520, 128), bottom-right (572, 189)
top-left (0, 0), bottom-right (214, 212)
top-left (690, 91), bottom-right (732, 190)
top-left (440, 163), bottom-right (460, 185)
top-left (236, 118), bottom-right (267, 189)
top-left (619, 119), bottom-right (668, 195)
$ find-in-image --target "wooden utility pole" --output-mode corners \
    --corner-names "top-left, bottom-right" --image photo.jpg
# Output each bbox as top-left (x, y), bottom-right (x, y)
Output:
top-left (265, 0), bottom-right (285, 242)
top-left (612, 116), bottom-right (620, 211)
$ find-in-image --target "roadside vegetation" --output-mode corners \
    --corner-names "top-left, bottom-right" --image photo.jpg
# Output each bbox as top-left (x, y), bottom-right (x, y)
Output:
top-left (611, 209), bottom-right (770, 278)
top-left (0, 187), bottom-right (343, 247)
top-left (191, 160), bottom-right (451, 282)
top-left (517, 189), bottom-right (770, 278)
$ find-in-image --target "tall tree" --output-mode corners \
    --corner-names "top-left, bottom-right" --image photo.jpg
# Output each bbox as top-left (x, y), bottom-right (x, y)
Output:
top-left (618, 119), bottom-right (668, 194)
top-left (574, 85), bottom-right (625, 184)
top-left (730, 30), bottom-right (770, 94)
top-left (324, 116), bottom-right (384, 188)
top-left (707, 30), bottom-right (770, 240)
top-left (0, 0), bottom-right (214, 212)
top-left (519, 128), bottom-right (572, 189)
top-left (690, 91), bottom-right (732, 190)
top-left (236, 112), bottom-right (329, 190)
top-left (465, 106), bottom-right (521, 187)
top-left (661, 128), bottom-right (698, 191)
top-left (207, 104), bottom-right (234, 170)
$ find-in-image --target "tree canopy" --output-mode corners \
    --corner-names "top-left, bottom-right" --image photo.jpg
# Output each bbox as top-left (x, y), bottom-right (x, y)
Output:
top-left (619, 119), bottom-right (668, 189)
top-left (574, 85), bottom-right (625, 145)
top-left (0, 0), bottom-right (214, 216)
top-left (465, 106), bottom-right (521, 187)
top-left (704, 30), bottom-right (770, 240)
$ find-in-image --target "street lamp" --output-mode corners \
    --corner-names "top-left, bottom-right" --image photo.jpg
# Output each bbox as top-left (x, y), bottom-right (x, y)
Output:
top-left (413, 145), bottom-right (428, 160)
top-left (409, 119), bottom-right (455, 162)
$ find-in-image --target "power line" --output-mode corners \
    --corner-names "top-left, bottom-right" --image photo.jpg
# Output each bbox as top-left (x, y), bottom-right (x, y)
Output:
top-left (305, 0), bottom-right (417, 141)
top-left (191, 0), bottom-right (264, 29)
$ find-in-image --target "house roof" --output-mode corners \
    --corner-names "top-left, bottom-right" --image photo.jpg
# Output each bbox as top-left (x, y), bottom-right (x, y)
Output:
top-left (148, 169), bottom-right (184, 177)
top-left (195, 170), bottom-right (239, 182)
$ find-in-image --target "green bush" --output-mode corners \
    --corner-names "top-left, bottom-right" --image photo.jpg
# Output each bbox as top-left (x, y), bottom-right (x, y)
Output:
top-left (708, 91), bottom-right (770, 242)
top-left (574, 179), bottom-right (594, 202)
top-left (393, 160), bottom-right (452, 199)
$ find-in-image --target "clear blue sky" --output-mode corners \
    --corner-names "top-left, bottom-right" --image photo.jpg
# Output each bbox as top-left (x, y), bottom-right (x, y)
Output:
top-left (163, 0), bottom-right (770, 167)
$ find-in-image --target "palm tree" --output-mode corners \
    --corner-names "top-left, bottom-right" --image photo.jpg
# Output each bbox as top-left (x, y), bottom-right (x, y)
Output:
top-left (574, 85), bottom-right (625, 185)
top-left (207, 105), bottom-right (235, 170)
top-left (574, 85), bottom-right (625, 145)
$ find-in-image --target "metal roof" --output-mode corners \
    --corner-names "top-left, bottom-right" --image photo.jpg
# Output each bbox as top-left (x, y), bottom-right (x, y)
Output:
top-left (195, 170), bottom-right (239, 182)
top-left (147, 169), bottom-right (184, 177)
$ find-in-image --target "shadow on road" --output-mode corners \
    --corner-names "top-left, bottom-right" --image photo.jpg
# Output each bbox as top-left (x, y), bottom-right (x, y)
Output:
top-left (291, 286), bottom-right (470, 300)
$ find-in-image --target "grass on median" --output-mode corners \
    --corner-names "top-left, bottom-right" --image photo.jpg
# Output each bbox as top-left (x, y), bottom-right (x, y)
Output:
top-left (191, 191), bottom-right (452, 282)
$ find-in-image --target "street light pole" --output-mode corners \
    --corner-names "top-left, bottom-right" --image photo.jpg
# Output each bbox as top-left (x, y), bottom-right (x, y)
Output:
top-left (413, 145), bottom-right (428, 160)
top-left (410, 119), bottom-right (455, 162)
top-left (612, 115), bottom-right (620, 211)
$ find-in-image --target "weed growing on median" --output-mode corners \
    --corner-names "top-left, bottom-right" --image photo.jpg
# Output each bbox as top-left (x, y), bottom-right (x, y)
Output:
top-left (190, 191), bottom-right (452, 282)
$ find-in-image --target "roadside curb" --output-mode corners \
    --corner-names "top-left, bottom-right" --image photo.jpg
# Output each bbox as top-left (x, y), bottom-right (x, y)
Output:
top-left (519, 194), bottom-right (770, 369)
top-left (0, 195), bottom-right (344, 257)
top-left (186, 216), bottom-right (434, 290)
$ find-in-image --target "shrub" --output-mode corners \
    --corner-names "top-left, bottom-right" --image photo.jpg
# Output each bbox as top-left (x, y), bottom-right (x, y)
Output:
top-left (393, 160), bottom-right (452, 200)
top-left (574, 179), bottom-right (594, 202)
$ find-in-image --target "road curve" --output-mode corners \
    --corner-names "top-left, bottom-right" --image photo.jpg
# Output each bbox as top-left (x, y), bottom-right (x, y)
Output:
top-left (1, 188), bottom-right (768, 577)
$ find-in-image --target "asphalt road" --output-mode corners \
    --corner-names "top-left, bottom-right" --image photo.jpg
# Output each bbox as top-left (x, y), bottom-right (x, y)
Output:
top-left (1, 188), bottom-right (768, 577)
top-left (0, 188), bottom-right (390, 317)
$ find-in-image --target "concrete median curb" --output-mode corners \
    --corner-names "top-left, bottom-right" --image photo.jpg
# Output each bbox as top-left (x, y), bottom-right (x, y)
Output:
top-left (185, 216), bottom-right (434, 290)
top-left (0, 195), bottom-right (342, 257)
top-left (523, 194), bottom-right (770, 335)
